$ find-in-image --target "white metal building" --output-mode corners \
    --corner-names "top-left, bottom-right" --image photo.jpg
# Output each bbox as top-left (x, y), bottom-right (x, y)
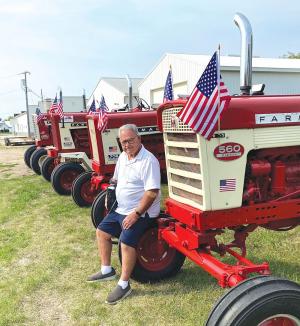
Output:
top-left (11, 96), bottom-right (86, 136)
top-left (88, 77), bottom-right (142, 110)
top-left (139, 53), bottom-right (300, 106)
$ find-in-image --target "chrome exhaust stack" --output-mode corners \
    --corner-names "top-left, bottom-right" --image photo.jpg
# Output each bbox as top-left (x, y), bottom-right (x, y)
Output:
top-left (126, 74), bottom-right (133, 110)
top-left (234, 13), bottom-right (253, 95)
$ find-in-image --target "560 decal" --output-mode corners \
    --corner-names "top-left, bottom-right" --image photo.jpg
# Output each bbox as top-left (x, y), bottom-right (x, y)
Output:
top-left (214, 142), bottom-right (244, 161)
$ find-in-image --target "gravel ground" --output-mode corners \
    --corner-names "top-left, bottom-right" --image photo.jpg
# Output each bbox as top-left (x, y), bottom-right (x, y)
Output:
top-left (0, 138), bottom-right (34, 178)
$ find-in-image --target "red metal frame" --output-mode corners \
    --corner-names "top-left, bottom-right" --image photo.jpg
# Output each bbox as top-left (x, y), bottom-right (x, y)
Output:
top-left (35, 113), bottom-right (53, 147)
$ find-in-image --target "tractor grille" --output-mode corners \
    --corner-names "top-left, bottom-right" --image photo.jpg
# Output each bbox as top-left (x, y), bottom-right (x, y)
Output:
top-left (162, 107), bottom-right (205, 210)
top-left (32, 115), bottom-right (40, 140)
top-left (88, 119), bottom-right (99, 162)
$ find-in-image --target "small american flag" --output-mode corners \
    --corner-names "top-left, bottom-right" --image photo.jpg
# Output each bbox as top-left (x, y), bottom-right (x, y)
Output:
top-left (56, 91), bottom-right (64, 119)
top-left (219, 179), bottom-right (236, 192)
top-left (35, 107), bottom-right (43, 123)
top-left (88, 99), bottom-right (97, 114)
top-left (49, 95), bottom-right (58, 114)
top-left (97, 95), bottom-right (108, 132)
top-left (177, 52), bottom-right (231, 140)
top-left (163, 67), bottom-right (173, 103)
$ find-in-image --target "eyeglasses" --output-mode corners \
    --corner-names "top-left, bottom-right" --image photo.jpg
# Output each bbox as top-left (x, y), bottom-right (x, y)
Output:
top-left (120, 137), bottom-right (137, 146)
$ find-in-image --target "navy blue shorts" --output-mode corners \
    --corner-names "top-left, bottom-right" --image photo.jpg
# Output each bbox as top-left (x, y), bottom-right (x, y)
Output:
top-left (98, 211), bottom-right (154, 248)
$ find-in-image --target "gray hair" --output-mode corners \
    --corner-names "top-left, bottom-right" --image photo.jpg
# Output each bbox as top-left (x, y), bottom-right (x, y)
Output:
top-left (118, 124), bottom-right (140, 137)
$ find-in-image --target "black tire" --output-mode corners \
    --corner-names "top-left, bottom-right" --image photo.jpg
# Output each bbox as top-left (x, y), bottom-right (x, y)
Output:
top-left (24, 145), bottom-right (37, 168)
top-left (51, 162), bottom-right (85, 195)
top-left (118, 222), bottom-right (186, 283)
top-left (206, 275), bottom-right (300, 326)
top-left (91, 190), bottom-right (106, 228)
top-left (41, 157), bottom-right (56, 182)
top-left (72, 171), bottom-right (101, 207)
top-left (30, 148), bottom-right (47, 175)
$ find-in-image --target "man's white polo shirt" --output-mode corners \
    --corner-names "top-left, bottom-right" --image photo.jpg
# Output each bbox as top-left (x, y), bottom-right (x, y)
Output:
top-left (113, 145), bottom-right (161, 218)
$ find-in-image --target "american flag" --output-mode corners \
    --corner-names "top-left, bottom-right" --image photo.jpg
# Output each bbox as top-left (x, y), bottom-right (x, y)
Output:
top-left (163, 67), bottom-right (173, 103)
top-left (56, 91), bottom-right (64, 119)
top-left (219, 179), bottom-right (236, 192)
top-left (49, 95), bottom-right (58, 114)
top-left (35, 107), bottom-right (43, 123)
top-left (97, 95), bottom-right (108, 132)
top-left (88, 99), bottom-right (97, 114)
top-left (177, 52), bottom-right (231, 140)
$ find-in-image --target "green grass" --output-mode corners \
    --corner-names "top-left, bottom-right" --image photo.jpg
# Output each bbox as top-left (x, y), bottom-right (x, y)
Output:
top-left (0, 173), bottom-right (299, 325)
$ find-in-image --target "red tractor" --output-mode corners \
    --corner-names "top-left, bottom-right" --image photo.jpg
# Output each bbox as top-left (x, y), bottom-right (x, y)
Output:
top-left (38, 112), bottom-right (93, 195)
top-left (71, 110), bottom-right (165, 228)
top-left (24, 113), bottom-right (53, 174)
top-left (104, 13), bottom-right (300, 325)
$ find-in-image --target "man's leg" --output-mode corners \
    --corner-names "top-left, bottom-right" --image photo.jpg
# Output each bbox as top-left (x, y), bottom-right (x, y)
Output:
top-left (120, 242), bottom-right (137, 281)
top-left (96, 228), bottom-right (112, 266)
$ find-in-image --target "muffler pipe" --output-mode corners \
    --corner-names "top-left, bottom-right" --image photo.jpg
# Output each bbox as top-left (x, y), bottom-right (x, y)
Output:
top-left (234, 13), bottom-right (253, 95)
top-left (126, 74), bottom-right (133, 110)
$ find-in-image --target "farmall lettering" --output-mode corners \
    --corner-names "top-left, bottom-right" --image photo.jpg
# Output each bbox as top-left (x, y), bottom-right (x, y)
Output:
top-left (214, 142), bottom-right (244, 161)
top-left (256, 112), bottom-right (300, 124)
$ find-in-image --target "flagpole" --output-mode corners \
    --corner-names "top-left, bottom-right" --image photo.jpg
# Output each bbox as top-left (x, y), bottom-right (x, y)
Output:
top-left (217, 45), bottom-right (221, 132)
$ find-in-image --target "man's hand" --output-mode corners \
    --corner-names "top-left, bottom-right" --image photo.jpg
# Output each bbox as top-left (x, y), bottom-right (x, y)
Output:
top-left (122, 211), bottom-right (139, 230)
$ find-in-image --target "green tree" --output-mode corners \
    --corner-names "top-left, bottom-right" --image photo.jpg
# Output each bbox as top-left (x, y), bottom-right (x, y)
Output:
top-left (282, 52), bottom-right (300, 59)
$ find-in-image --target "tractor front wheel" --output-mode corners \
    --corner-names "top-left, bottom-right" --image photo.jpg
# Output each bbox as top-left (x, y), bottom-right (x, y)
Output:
top-left (91, 190), bottom-right (107, 228)
top-left (30, 148), bottom-right (47, 175)
top-left (118, 222), bottom-right (185, 283)
top-left (72, 172), bottom-right (101, 207)
top-left (24, 145), bottom-right (37, 168)
top-left (51, 163), bottom-right (85, 195)
top-left (41, 157), bottom-right (56, 182)
top-left (206, 275), bottom-right (300, 326)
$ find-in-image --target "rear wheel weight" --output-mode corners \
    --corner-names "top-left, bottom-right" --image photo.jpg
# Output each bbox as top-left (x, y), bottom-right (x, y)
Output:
top-left (24, 145), bottom-right (37, 168)
top-left (91, 190), bottom-right (107, 228)
top-left (206, 275), bottom-right (300, 326)
top-left (72, 171), bottom-right (100, 207)
top-left (118, 223), bottom-right (185, 283)
top-left (40, 157), bottom-right (55, 182)
top-left (30, 148), bottom-right (47, 175)
top-left (51, 162), bottom-right (85, 195)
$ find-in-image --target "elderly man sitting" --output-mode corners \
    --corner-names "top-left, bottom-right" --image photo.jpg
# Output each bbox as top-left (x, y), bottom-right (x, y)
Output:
top-left (88, 124), bottom-right (161, 305)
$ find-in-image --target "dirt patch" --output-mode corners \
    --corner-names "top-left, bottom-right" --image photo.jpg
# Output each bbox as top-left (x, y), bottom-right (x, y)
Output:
top-left (0, 145), bottom-right (34, 178)
top-left (22, 290), bottom-right (72, 325)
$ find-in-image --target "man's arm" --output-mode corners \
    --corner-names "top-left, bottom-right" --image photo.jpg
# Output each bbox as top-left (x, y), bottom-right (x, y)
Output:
top-left (122, 189), bottom-right (159, 230)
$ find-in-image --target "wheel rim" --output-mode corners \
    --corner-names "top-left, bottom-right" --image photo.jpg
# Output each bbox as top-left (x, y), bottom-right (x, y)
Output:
top-left (38, 155), bottom-right (47, 168)
top-left (259, 314), bottom-right (300, 326)
top-left (80, 180), bottom-right (99, 204)
top-left (60, 169), bottom-right (82, 191)
top-left (136, 227), bottom-right (177, 272)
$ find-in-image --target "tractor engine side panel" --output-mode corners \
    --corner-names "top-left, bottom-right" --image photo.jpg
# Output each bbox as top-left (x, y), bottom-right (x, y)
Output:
top-left (162, 107), bottom-right (300, 211)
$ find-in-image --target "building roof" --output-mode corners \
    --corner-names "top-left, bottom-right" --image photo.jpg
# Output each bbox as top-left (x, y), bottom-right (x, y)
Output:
top-left (139, 53), bottom-right (300, 87)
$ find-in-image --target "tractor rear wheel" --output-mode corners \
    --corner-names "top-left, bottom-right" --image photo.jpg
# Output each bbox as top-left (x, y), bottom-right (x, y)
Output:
top-left (51, 162), bottom-right (85, 195)
top-left (118, 222), bottom-right (185, 283)
top-left (41, 157), bottom-right (56, 182)
top-left (72, 172), bottom-right (101, 207)
top-left (24, 145), bottom-right (37, 168)
top-left (30, 148), bottom-right (47, 175)
top-left (91, 190), bottom-right (106, 228)
top-left (206, 275), bottom-right (300, 326)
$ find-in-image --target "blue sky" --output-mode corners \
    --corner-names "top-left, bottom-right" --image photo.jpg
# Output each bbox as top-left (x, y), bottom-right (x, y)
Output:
top-left (0, 0), bottom-right (299, 119)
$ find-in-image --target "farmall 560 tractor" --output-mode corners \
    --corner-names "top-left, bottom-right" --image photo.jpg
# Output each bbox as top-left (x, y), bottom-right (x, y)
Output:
top-left (39, 112), bottom-right (92, 195)
top-left (114, 13), bottom-right (300, 325)
top-left (24, 113), bottom-right (53, 174)
top-left (71, 109), bottom-right (165, 228)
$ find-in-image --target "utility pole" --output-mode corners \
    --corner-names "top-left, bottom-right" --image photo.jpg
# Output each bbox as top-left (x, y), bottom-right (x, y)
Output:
top-left (19, 71), bottom-right (31, 137)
